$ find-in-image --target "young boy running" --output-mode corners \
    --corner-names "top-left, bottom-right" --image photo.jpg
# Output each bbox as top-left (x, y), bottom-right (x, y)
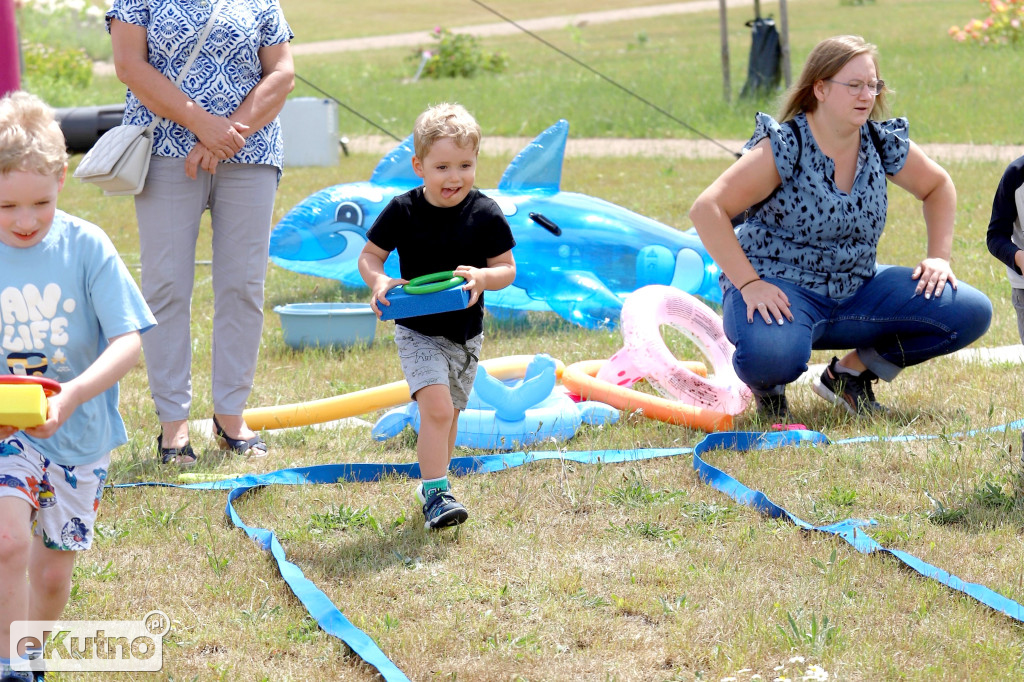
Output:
top-left (0, 91), bottom-right (155, 680)
top-left (359, 102), bottom-right (516, 530)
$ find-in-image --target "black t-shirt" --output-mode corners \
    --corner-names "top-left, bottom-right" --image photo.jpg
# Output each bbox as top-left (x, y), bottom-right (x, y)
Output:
top-left (366, 187), bottom-right (516, 343)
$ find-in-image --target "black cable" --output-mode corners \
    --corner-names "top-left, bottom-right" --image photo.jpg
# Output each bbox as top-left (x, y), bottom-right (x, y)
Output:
top-left (468, 0), bottom-right (742, 158)
top-left (294, 73), bottom-right (403, 142)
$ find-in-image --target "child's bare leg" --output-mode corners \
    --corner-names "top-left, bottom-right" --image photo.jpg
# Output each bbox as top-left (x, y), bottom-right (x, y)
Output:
top-left (0, 497), bottom-right (34, 658)
top-left (27, 538), bottom-right (76, 623)
top-left (415, 384), bottom-right (469, 526)
top-left (415, 384), bottom-right (455, 480)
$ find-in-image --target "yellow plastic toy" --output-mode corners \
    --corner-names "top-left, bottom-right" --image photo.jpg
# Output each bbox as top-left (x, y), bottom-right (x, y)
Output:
top-left (0, 376), bottom-right (60, 429)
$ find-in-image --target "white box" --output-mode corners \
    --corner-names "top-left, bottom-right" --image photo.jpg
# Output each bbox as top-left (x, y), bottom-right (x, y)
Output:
top-left (279, 97), bottom-right (339, 167)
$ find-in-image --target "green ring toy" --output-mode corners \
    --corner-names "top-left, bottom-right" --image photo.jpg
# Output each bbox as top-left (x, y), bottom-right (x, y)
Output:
top-left (403, 271), bottom-right (465, 295)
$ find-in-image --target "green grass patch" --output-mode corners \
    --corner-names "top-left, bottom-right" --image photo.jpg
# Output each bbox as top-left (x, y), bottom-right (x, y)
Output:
top-left (21, 1), bottom-right (1024, 679)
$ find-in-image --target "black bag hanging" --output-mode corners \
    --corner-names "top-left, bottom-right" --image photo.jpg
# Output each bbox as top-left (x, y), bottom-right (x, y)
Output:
top-left (740, 16), bottom-right (782, 99)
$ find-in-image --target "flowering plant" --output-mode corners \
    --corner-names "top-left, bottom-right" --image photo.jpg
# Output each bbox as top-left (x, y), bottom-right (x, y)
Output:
top-left (949, 0), bottom-right (1024, 45)
top-left (409, 27), bottom-right (507, 79)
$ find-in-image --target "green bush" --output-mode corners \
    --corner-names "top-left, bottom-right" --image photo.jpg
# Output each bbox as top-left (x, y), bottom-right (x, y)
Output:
top-left (411, 28), bottom-right (507, 79)
top-left (19, 41), bottom-right (94, 106)
top-left (15, 0), bottom-right (110, 61)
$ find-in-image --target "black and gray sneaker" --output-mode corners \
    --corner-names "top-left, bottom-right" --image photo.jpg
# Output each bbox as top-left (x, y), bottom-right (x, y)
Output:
top-left (754, 390), bottom-right (790, 422)
top-left (422, 488), bottom-right (468, 530)
top-left (813, 356), bottom-right (890, 416)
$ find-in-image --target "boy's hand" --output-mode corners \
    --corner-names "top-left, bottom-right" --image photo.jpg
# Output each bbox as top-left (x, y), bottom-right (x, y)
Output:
top-left (454, 266), bottom-right (487, 307)
top-left (23, 387), bottom-right (81, 439)
top-left (0, 425), bottom-right (19, 441)
top-left (369, 278), bottom-right (407, 317)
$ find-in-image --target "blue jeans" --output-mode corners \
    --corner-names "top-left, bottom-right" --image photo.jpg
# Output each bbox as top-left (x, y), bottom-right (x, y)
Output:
top-left (722, 265), bottom-right (993, 395)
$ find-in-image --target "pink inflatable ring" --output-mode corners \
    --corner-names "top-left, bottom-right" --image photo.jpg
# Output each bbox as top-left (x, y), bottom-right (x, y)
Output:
top-left (596, 285), bottom-right (751, 415)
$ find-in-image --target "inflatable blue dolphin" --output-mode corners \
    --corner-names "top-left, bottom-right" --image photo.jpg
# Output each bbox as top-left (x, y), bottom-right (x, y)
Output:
top-left (269, 120), bottom-right (721, 329)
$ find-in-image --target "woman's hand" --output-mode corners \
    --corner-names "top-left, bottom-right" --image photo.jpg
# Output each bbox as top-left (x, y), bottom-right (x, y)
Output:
top-left (911, 257), bottom-right (957, 299)
top-left (741, 280), bottom-right (793, 325)
top-left (185, 142), bottom-right (220, 178)
top-left (192, 114), bottom-right (248, 161)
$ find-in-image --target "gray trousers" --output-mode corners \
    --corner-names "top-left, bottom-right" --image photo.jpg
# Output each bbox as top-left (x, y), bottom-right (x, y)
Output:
top-left (1014, 288), bottom-right (1024, 345)
top-left (135, 157), bottom-right (278, 421)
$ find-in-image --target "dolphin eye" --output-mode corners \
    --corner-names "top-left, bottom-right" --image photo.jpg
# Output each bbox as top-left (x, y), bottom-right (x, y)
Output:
top-left (335, 201), bottom-right (363, 226)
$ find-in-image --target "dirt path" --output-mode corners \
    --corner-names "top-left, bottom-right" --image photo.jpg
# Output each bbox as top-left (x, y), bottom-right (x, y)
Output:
top-left (347, 134), bottom-right (1024, 164)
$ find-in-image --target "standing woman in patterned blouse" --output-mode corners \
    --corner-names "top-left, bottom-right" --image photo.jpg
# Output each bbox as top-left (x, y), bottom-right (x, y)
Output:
top-left (107, 0), bottom-right (294, 464)
top-left (689, 35), bottom-right (991, 421)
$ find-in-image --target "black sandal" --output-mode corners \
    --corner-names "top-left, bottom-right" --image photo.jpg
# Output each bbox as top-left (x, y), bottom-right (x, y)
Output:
top-left (157, 433), bottom-right (198, 467)
top-left (213, 415), bottom-right (268, 458)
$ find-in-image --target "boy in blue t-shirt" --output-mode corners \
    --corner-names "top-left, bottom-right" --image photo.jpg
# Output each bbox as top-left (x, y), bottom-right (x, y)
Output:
top-left (358, 103), bottom-right (516, 530)
top-left (0, 91), bottom-right (155, 680)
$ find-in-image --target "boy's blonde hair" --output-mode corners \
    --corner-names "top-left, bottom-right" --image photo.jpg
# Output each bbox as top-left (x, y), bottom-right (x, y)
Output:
top-left (413, 103), bottom-right (481, 160)
top-left (0, 91), bottom-right (68, 177)
top-left (778, 35), bottom-right (889, 122)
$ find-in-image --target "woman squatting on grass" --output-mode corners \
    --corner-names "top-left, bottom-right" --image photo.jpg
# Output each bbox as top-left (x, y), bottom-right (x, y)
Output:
top-left (689, 34), bottom-right (992, 422)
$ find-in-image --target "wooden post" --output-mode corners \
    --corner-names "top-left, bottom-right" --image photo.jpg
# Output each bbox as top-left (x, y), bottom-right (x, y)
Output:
top-left (718, 0), bottom-right (730, 102)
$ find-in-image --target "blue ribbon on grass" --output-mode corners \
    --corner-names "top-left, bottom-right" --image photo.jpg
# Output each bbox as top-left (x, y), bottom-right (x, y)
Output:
top-left (112, 422), bottom-right (1024, 680)
top-left (692, 429), bottom-right (1024, 622)
top-left (113, 448), bottom-right (684, 682)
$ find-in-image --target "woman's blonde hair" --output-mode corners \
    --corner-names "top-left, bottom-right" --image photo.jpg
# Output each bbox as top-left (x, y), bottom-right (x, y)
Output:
top-left (0, 91), bottom-right (68, 177)
top-left (413, 102), bottom-right (481, 159)
top-left (778, 35), bottom-right (889, 122)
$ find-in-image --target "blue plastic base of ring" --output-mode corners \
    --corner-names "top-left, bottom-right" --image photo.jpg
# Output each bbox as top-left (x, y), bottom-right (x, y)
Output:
top-left (379, 284), bottom-right (470, 321)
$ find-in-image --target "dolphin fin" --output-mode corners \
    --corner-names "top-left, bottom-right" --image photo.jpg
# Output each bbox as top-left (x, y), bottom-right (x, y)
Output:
top-left (497, 120), bottom-right (568, 194)
top-left (370, 134), bottom-right (422, 189)
top-left (473, 362), bottom-right (556, 422)
top-left (525, 270), bottom-right (624, 330)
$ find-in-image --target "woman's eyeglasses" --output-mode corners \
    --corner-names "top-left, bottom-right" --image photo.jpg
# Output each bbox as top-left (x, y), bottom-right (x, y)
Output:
top-left (826, 78), bottom-right (885, 96)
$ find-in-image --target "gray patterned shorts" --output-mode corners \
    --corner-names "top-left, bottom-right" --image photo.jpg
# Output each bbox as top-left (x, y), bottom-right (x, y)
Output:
top-left (395, 326), bottom-right (483, 410)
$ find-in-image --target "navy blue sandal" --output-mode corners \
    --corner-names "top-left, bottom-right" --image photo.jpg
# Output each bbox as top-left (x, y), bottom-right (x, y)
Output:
top-left (213, 416), bottom-right (268, 458)
top-left (157, 433), bottom-right (197, 467)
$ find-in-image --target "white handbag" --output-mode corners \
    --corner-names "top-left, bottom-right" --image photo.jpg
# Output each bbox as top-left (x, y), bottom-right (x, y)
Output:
top-left (73, 0), bottom-right (224, 196)
top-left (73, 123), bottom-right (155, 196)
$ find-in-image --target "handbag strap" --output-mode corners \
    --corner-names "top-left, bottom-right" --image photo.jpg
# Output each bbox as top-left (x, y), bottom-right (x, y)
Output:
top-left (173, 0), bottom-right (225, 88)
top-left (145, 0), bottom-right (226, 132)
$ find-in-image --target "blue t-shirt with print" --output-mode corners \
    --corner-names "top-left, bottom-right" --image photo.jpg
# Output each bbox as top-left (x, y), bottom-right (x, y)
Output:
top-left (106, 0), bottom-right (294, 169)
top-left (733, 111), bottom-right (910, 300)
top-left (0, 211), bottom-right (156, 466)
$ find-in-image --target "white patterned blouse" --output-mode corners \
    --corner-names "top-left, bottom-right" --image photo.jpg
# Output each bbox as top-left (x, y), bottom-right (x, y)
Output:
top-left (106, 0), bottom-right (293, 169)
